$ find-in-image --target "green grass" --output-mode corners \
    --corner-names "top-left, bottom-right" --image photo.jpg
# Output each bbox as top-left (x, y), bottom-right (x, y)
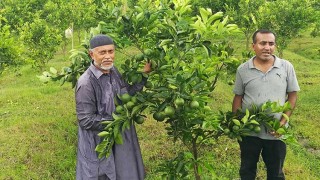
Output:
top-left (1, 32), bottom-right (320, 179)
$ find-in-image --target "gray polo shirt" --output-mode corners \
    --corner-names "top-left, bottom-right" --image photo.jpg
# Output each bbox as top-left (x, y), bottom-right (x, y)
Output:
top-left (233, 55), bottom-right (300, 140)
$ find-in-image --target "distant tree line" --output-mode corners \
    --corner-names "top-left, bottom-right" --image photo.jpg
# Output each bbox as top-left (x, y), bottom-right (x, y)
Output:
top-left (0, 0), bottom-right (319, 73)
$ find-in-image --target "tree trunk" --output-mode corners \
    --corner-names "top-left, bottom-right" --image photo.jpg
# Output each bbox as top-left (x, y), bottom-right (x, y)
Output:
top-left (192, 139), bottom-right (201, 180)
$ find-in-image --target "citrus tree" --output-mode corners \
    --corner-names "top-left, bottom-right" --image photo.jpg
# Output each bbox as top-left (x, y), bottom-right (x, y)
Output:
top-left (0, 12), bottom-right (22, 74)
top-left (225, 0), bottom-right (264, 50)
top-left (257, 0), bottom-right (316, 57)
top-left (19, 15), bottom-right (62, 70)
top-left (41, 0), bottom-right (295, 178)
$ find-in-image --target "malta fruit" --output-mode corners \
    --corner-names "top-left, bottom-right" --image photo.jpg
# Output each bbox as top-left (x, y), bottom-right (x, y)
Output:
top-left (190, 100), bottom-right (200, 109)
top-left (164, 106), bottom-right (175, 117)
top-left (120, 93), bottom-right (131, 103)
top-left (145, 81), bottom-right (153, 88)
top-left (135, 53), bottom-right (144, 61)
top-left (115, 105), bottom-right (124, 114)
top-left (126, 101), bottom-right (135, 110)
top-left (224, 128), bottom-right (230, 134)
top-left (153, 112), bottom-right (165, 121)
top-left (144, 49), bottom-right (153, 56)
top-left (232, 125), bottom-right (240, 131)
top-left (174, 98), bottom-right (185, 107)
top-left (254, 126), bottom-right (261, 133)
top-left (134, 116), bottom-right (145, 124)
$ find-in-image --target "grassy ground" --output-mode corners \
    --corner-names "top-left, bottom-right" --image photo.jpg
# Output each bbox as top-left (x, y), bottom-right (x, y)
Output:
top-left (1, 33), bottom-right (320, 179)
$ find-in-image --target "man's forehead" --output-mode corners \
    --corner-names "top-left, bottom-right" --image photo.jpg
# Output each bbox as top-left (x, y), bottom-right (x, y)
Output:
top-left (93, 44), bottom-right (115, 51)
top-left (256, 34), bottom-right (275, 42)
top-left (258, 40), bottom-right (275, 43)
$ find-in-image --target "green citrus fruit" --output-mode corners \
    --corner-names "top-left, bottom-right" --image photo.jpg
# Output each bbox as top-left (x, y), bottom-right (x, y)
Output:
top-left (190, 100), bottom-right (200, 109)
top-left (135, 53), bottom-right (144, 61)
top-left (144, 49), bottom-right (153, 56)
top-left (174, 98), bottom-right (185, 106)
top-left (115, 105), bottom-right (124, 114)
top-left (164, 106), bottom-right (175, 117)
top-left (126, 101), bottom-right (135, 110)
top-left (131, 96), bottom-right (138, 104)
top-left (232, 125), bottom-right (240, 131)
top-left (131, 73), bottom-right (142, 84)
top-left (145, 81), bottom-right (153, 88)
top-left (203, 106), bottom-right (211, 111)
top-left (224, 128), bottom-right (230, 134)
top-left (267, 121), bottom-right (274, 126)
top-left (248, 124), bottom-right (254, 130)
top-left (254, 126), bottom-right (261, 133)
top-left (66, 74), bottom-right (74, 82)
top-left (120, 93), bottom-right (131, 103)
top-left (134, 116), bottom-right (145, 124)
top-left (153, 112), bottom-right (165, 121)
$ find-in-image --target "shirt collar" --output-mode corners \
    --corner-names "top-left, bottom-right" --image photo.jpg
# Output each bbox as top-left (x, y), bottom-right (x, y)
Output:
top-left (273, 56), bottom-right (281, 68)
top-left (248, 55), bottom-right (281, 69)
top-left (89, 62), bottom-right (114, 79)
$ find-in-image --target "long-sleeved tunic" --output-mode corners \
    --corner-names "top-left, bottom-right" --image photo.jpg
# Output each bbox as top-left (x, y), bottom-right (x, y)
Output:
top-left (75, 63), bottom-right (145, 180)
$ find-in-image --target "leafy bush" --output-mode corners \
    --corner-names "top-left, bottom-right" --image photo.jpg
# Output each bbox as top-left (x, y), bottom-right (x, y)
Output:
top-left (19, 17), bottom-right (62, 70)
top-left (0, 15), bottom-right (23, 74)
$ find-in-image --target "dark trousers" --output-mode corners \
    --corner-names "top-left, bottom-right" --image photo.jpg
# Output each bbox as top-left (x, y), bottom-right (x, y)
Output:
top-left (238, 136), bottom-right (286, 180)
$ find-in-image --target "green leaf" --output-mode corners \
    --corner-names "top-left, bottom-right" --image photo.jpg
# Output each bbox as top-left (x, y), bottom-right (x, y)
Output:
top-left (232, 119), bottom-right (241, 126)
top-left (276, 128), bottom-right (286, 135)
top-left (193, 81), bottom-right (206, 90)
top-left (112, 113), bottom-right (122, 121)
top-left (207, 12), bottom-right (223, 24)
top-left (249, 120), bottom-right (259, 125)
top-left (37, 75), bottom-right (50, 83)
top-left (199, 8), bottom-right (210, 23)
top-left (114, 132), bottom-right (123, 144)
top-left (122, 120), bottom-right (131, 131)
top-left (283, 102), bottom-right (292, 111)
top-left (202, 44), bottom-right (212, 57)
top-left (97, 131), bottom-right (109, 137)
top-left (49, 67), bottom-right (57, 74)
top-left (273, 120), bottom-right (280, 130)
top-left (282, 113), bottom-right (290, 122)
top-left (101, 120), bottom-right (113, 125)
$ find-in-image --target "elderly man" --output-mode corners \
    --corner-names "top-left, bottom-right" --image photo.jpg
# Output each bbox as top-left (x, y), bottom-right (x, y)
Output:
top-left (75, 34), bottom-right (151, 180)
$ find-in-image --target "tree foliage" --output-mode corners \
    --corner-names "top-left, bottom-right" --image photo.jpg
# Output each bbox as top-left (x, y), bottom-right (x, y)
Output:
top-left (19, 16), bottom-right (62, 69)
top-left (0, 0), bottom-right (101, 70)
top-left (225, 0), bottom-right (264, 50)
top-left (0, 11), bottom-right (22, 74)
top-left (41, 0), bottom-right (296, 179)
top-left (42, 0), bottom-right (242, 178)
top-left (257, 0), bottom-right (316, 57)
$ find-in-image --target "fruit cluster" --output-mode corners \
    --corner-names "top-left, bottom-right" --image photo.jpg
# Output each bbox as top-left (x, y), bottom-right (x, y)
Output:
top-left (95, 93), bottom-right (147, 158)
top-left (152, 97), bottom-right (203, 122)
top-left (222, 101), bottom-right (292, 141)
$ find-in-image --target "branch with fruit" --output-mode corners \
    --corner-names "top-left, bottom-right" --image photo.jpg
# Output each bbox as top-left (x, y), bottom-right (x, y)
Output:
top-left (221, 101), bottom-right (296, 143)
top-left (95, 92), bottom-right (148, 158)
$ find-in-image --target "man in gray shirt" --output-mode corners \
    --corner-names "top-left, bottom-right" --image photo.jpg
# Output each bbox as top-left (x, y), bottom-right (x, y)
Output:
top-left (75, 34), bottom-right (151, 180)
top-left (232, 29), bottom-right (300, 180)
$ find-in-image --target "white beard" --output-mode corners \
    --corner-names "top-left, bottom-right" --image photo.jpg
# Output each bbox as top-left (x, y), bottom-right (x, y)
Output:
top-left (94, 61), bottom-right (114, 71)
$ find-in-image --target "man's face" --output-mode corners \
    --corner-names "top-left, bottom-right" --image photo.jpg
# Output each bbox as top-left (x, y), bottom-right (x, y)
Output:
top-left (252, 32), bottom-right (276, 61)
top-left (90, 44), bottom-right (115, 72)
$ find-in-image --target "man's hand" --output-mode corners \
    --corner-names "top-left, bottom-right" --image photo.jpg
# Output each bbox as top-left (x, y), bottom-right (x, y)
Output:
top-left (280, 119), bottom-right (287, 127)
top-left (270, 119), bottom-right (286, 138)
top-left (143, 62), bottom-right (152, 73)
top-left (269, 131), bottom-right (282, 138)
